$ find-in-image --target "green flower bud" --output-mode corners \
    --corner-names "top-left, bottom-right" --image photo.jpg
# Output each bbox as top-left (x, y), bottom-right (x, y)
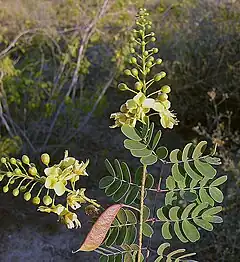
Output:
top-left (7, 171), bottom-right (13, 177)
top-left (141, 41), bottom-right (146, 46)
top-left (1, 157), bottom-right (7, 164)
top-left (148, 21), bottom-right (152, 25)
top-left (14, 168), bottom-right (22, 176)
top-left (32, 196), bottom-right (40, 205)
top-left (161, 85), bottom-right (171, 93)
top-left (149, 56), bottom-right (154, 62)
top-left (130, 48), bottom-right (135, 53)
top-left (143, 51), bottom-right (148, 56)
top-left (41, 153), bottom-right (50, 166)
top-left (10, 158), bottom-right (17, 165)
top-left (12, 188), bottom-right (20, 197)
top-left (22, 155), bottom-right (30, 165)
top-left (130, 57), bottom-right (137, 64)
top-left (154, 72), bottom-right (166, 81)
top-left (43, 195), bottom-right (52, 206)
top-left (139, 29), bottom-right (143, 34)
top-left (10, 179), bottom-right (15, 185)
top-left (156, 58), bottom-right (162, 65)
top-left (3, 186), bottom-right (9, 193)
top-left (124, 69), bottom-right (132, 76)
top-left (147, 25), bottom-right (151, 29)
top-left (118, 83), bottom-right (128, 91)
top-left (0, 175), bottom-right (4, 181)
top-left (28, 166), bottom-right (38, 176)
top-left (151, 32), bottom-right (155, 36)
top-left (139, 10), bottom-right (145, 16)
top-left (158, 93), bottom-right (168, 101)
top-left (24, 192), bottom-right (31, 201)
top-left (146, 68), bottom-right (150, 73)
top-left (151, 37), bottom-right (156, 42)
top-left (146, 61), bottom-right (152, 68)
top-left (153, 48), bottom-right (158, 53)
top-left (134, 82), bottom-right (143, 91)
top-left (131, 68), bottom-right (138, 76)
top-left (20, 186), bottom-right (27, 192)
top-left (130, 36), bottom-right (135, 41)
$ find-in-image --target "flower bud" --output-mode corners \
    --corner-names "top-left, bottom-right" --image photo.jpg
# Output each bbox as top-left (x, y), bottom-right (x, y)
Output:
top-left (6, 171), bottom-right (13, 177)
top-left (24, 192), bottom-right (31, 201)
top-left (146, 68), bottom-right (150, 73)
top-left (10, 179), bottom-right (15, 185)
top-left (10, 158), bottom-right (17, 165)
top-left (28, 166), bottom-right (38, 176)
top-left (3, 186), bottom-right (9, 193)
top-left (22, 155), bottom-right (30, 165)
top-left (153, 48), bottom-right (158, 53)
top-left (43, 195), bottom-right (52, 206)
top-left (41, 153), bottom-right (50, 166)
top-left (124, 69), bottom-right (131, 76)
top-left (151, 32), bottom-right (155, 36)
top-left (12, 188), bottom-right (20, 197)
top-left (130, 48), bottom-right (135, 53)
top-left (139, 29), bottom-right (143, 35)
top-left (151, 37), bottom-right (156, 42)
top-left (161, 85), bottom-right (171, 93)
top-left (149, 56), bottom-right (154, 62)
top-left (131, 57), bottom-right (137, 64)
top-left (0, 175), bottom-right (4, 181)
top-left (14, 168), bottom-right (22, 176)
top-left (156, 58), bottom-right (162, 65)
top-left (32, 196), bottom-right (40, 205)
top-left (20, 186), bottom-right (27, 192)
top-left (1, 157), bottom-right (7, 164)
top-left (146, 61), bottom-right (152, 68)
top-left (118, 83), bottom-right (128, 91)
top-left (130, 36), bottom-right (135, 41)
top-left (154, 72), bottom-right (166, 81)
top-left (141, 41), bottom-right (146, 46)
top-left (143, 51), bottom-right (148, 56)
top-left (147, 25), bottom-right (151, 29)
top-left (135, 82), bottom-right (143, 91)
top-left (158, 93), bottom-right (168, 101)
top-left (131, 68), bottom-right (138, 76)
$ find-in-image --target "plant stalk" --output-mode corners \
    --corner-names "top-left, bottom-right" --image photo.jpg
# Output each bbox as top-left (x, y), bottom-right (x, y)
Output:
top-left (138, 165), bottom-right (147, 262)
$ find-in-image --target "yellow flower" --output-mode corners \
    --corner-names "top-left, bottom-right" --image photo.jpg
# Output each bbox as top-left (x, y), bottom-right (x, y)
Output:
top-left (67, 189), bottom-right (86, 210)
top-left (160, 109), bottom-right (178, 129)
top-left (60, 210), bottom-right (81, 229)
top-left (38, 204), bottom-right (65, 215)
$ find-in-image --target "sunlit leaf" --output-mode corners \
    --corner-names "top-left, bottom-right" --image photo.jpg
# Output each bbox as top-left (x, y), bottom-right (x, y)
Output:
top-left (169, 149), bottom-right (181, 163)
top-left (182, 220), bottom-right (200, 242)
top-left (174, 221), bottom-right (188, 243)
top-left (192, 141), bottom-right (207, 159)
top-left (193, 218), bottom-right (213, 231)
top-left (169, 206), bottom-right (180, 221)
top-left (209, 187), bottom-right (224, 203)
top-left (166, 176), bottom-right (175, 190)
top-left (172, 163), bottom-right (185, 182)
top-left (194, 160), bottom-right (216, 179)
top-left (142, 222), bottom-right (153, 237)
top-left (121, 124), bottom-right (142, 141)
top-left (140, 154), bottom-right (158, 165)
top-left (184, 161), bottom-right (202, 181)
top-left (152, 130), bottom-right (162, 150)
top-left (199, 188), bottom-right (214, 206)
top-left (130, 148), bottom-right (152, 157)
top-left (124, 140), bottom-right (146, 150)
top-left (182, 143), bottom-right (193, 162)
top-left (210, 175), bottom-right (227, 187)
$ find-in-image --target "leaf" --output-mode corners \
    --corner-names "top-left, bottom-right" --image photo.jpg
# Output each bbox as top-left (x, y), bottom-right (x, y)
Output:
top-left (100, 255), bottom-right (109, 262)
top-left (169, 206), bottom-right (180, 221)
top-left (130, 148), bottom-right (152, 157)
top-left (117, 208), bottom-right (127, 224)
top-left (165, 191), bottom-right (177, 206)
top-left (113, 182), bottom-right (130, 202)
top-left (182, 143), bottom-right (193, 162)
top-left (202, 206), bottom-right (222, 217)
top-left (175, 252), bottom-right (197, 262)
top-left (105, 159), bottom-right (116, 177)
top-left (125, 186), bottom-right (139, 205)
top-left (121, 124), bottom-right (142, 141)
top-left (121, 162), bottom-right (131, 182)
top-left (210, 175), bottom-right (227, 187)
top-left (174, 221), bottom-right (188, 243)
top-left (114, 159), bottom-right (124, 180)
top-left (172, 164), bottom-right (185, 182)
top-left (146, 123), bottom-right (155, 145)
top-left (162, 222), bottom-right (172, 239)
top-left (157, 208), bottom-right (168, 221)
top-left (193, 218), bottom-right (213, 231)
top-left (99, 176), bottom-right (115, 189)
top-left (166, 249), bottom-right (186, 262)
top-left (191, 203), bottom-right (209, 218)
top-left (152, 130), bottom-right (162, 150)
top-left (105, 227), bottom-right (119, 246)
top-left (156, 146), bottom-right (168, 159)
top-left (105, 180), bottom-right (122, 196)
top-left (146, 173), bottom-right (155, 188)
top-left (199, 188), bottom-right (214, 206)
top-left (181, 203), bottom-right (196, 220)
top-left (124, 140), bottom-right (146, 150)
top-left (115, 226), bottom-right (127, 245)
top-left (192, 141), bottom-right (207, 159)
top-left (134, 166), bottom-right (143, 185)
top-left (124, 226), bottom-right (137, 245)
top-left (194, 160), bottom-right (216, 179)
top-left (142, 223), bottom-right (154, 237)
top-left (183, 192), bottom-right (198, 202)
top-left (157, 242), bottom-right (170, 256)
top-left (166, 176), bottom-right (176, 190)
top-left (125, 209), bottom-right (137, 224)
top-left (78, 204), bottom-right (122, 251)
top-left (170, 149), bottom-right (181, 163)
top-left (141, 119), bottom-right (149, 139)
top-left (204, 156), bottom-right (222, 165)
top-left (184, 161), bottom-right (202, 181)
top-left (140, 154), bottom-right (158, 165)
top-left (209, 187), bottom-right (224, 203)
top-left (182, 220), bottom-right (200, 242)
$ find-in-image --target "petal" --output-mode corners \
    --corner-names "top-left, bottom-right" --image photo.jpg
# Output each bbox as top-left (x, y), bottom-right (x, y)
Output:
top-left (153, 102), bottom-right (164, 112)
top-left (133, 92), bottom-right (146, 105)
top-left (142, 98), bottom-right (155, 108)
top-left (44, 166), bottom-right (61, 177)
top-left (54, 181), bottom-right (66, 196)
top-left (45, 176), bottom-right (57, 189)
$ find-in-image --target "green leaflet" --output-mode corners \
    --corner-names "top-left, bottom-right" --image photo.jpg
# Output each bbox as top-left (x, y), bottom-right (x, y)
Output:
top-left (121, 162), bottom-right (131, 183)
top-left (181, 203), bottom-right (196, 220)
top-left (142, 222), bottom-right (153, 237)
top-left (105, 159), bottom-right (116, 177)
top-left (105, 180), bottom-right (122, 196)
top-left (152, 130), bottom-right (162, 150)
top-left (192, 141), bottom-right (207, 159)
top-left (162, 222), bottom-right (172, 239)
top-left (157, 242), bottom-right (170, 256)
top-left (125, 210), bottom-right (137, 224)
top-left (125, 186), bottom-right (139, 205)
top-left (182, 142), bottom-right (193, 162)
top-left (199, 188), bottom-right (214, 206)
top-left (182, 220), bottom-right (200, 242)
top-left (166, 176), bottom-right (176, 190)
top-left (156, 146), bottom-right (168, 159)
top-left (143, 205), bottom-right (150, 221)
top-left (169, 149), bottom-right (181, 163)
top-left (194, 159), bottom-right (216, 179)
top-left (209, 186), bottom-right (224, 203)
top-left (169, 206), bottom-right (180, 221)
top-left (114, 159), bottom-right (124, 180)
top-left (140, 154), bottom-right (158, 165)
top-left (99, 176), bottom-right (115, 189)
top-left (130, 148), bottom-right (152, 157)
top-left (171, 163), bottom-right (185, 182)
top-left (174, 221), bottom-right (188, 243)
top-left (184, 161), bottom-right (202, 181)
top-left (124, 226), bottom-right (137, 245)
top-left (124, 139), bottom-right (146, 150)
top-left (210, 175), bottom-right (227, 187)
top-left (117, 208), bottom-right (127, 224)
top-left (121, 124), bottom-right (142, 141)
top-left (115, 226), bottom-right (127, 246)
top-left (193, 218), bottom-right (213, 231)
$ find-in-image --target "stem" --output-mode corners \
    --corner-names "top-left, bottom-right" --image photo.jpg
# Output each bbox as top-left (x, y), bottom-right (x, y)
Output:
top-left (138, 164), bottom-right (147, 262)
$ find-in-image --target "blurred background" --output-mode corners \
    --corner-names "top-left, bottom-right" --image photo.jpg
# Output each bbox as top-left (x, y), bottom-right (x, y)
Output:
top-left (0, 0), bottom-right (239, 261)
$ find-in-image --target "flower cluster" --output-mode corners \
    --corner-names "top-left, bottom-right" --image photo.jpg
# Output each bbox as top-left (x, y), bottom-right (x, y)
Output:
top-left (110, 8), bottom-right (178, 129)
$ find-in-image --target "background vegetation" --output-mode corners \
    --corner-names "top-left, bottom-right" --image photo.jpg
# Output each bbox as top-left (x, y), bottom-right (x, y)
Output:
top-left (0, 0), bottom-right (239, 261)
